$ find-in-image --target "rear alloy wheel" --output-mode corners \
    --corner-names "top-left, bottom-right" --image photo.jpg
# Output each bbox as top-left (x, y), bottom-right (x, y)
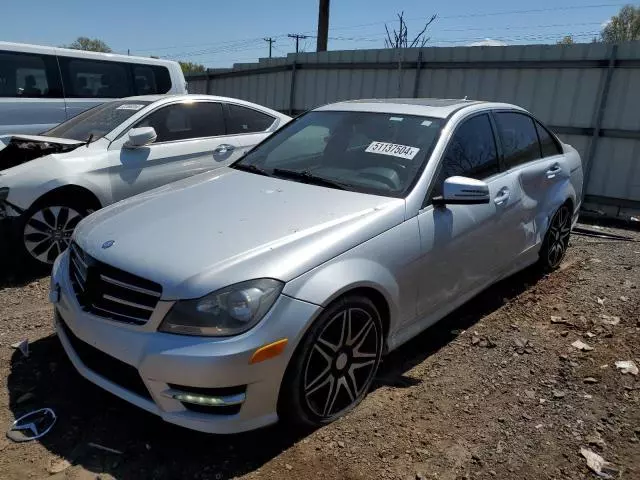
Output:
top-left (540, 204), bottom-right (572, 270)
top-left (22, 205), bottom-right (85, 266)
top-left (280, 296), bottom-right (383, 427)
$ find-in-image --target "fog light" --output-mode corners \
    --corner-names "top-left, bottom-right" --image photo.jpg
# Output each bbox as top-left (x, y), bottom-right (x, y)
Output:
top-left (168, 391), bottom-right (246, 406)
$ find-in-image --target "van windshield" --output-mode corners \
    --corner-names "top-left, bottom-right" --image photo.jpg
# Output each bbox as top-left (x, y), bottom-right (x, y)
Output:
top-left (45, 100), bottom-right (152, 141)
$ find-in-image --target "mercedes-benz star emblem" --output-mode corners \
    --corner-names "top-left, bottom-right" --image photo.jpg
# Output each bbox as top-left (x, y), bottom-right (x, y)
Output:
top-left (102, 240), bottom-right (115, 249)
top-left (7, 408), bottom-right (57, 442)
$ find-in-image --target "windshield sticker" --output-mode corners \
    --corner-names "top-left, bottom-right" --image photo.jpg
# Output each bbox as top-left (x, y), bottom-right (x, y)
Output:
top-left (421, 120), bottom-right (433, 126)
top-left (389, 116), bottom-right (404, 122)
top-left (116, 104), bottom-right (145, 111)
top-left (365, 141), bottom-right (420, 160)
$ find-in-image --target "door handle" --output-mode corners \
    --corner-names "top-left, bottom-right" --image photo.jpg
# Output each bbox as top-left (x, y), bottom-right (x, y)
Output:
top-left (494, 187), bottom-right (510, 205)
top-left (546, 164), bottom-right (562, 178)
top-left (213, 144), bottom-right (235, 154)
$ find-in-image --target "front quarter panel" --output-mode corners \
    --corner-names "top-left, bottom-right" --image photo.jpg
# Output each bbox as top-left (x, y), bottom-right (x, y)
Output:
top-left (283, 217), bottom-right (422, 348)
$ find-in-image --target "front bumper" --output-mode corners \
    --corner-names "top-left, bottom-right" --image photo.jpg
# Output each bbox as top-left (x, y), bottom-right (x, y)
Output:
top-left (51, 251), bottom-right (322, 434)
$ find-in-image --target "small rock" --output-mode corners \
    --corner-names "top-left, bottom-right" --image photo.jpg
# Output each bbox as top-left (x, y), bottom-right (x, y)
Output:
top-left (560, 331), bottom-right (569, 337)
top-left (615, 360), bottom-right (638, 375)
top-left (337, 441), bottom-right (345, 448)
top-left (596, 297), bottom-right (605, 305)
top-left (601, 315), bottom-right (620, 326)
top-left (585, 332), bottom-right (596, 338)
top-left (572, 340), bottom-right (594, 351)
top-left (619, 296), bottom-right (628, 302)
top-left (48, 458), bottom-right (71, 474)
top-left (285, 464), bottom-right (293, 471)
top-left (522, 413), bottom-right (532, 420)
top-left (524, 390), bottom-right (535, 399)
top-left (496, 441), bottom-right (505, 454)
top-left (584, 377), bottom-right (598, 384)
top-left (553, 390), bottom-right (566, 399)
top-left (471, 336), bottom-right (480, 345)
top-left (416, 473), bottom-right (426, 480)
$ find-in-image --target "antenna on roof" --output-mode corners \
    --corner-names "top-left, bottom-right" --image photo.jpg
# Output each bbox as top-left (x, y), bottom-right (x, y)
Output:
top-left (463, 95), bottom-right (468, 100)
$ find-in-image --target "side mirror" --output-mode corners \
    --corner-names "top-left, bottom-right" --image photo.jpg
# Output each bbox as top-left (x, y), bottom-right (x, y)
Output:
top-left (432, 176), bottom-right (490, 206)
top-left (124, 127), bottom-right (157, 148)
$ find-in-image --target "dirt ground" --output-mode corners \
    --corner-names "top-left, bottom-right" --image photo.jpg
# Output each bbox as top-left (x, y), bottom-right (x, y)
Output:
top-left (0, 223), bottom-right (638, 480)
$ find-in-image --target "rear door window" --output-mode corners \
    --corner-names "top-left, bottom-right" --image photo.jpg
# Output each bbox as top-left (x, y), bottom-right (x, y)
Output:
top-left (59, 57), bottom-right (133, 98)
top-left (0, 51), bottom-right (62, 98)
top-left (226, 104), bottom-right (275, 134)
top-left (535, 120), bottom-right (563, 157)
top-left (494, 112), bottom-right (541, 169)
top-left (135, 102), bottom-right (225, 142)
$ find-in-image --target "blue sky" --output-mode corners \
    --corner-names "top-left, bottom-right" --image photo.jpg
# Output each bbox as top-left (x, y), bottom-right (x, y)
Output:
top-left (1, 1), bottom-right (634, 67)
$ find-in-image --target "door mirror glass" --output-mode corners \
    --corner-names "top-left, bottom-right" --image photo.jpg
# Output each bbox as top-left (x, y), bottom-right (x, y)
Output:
top-left (124, 127), bottom-right (157, 148)
top-left (433, 176), bottom-right (490, 206)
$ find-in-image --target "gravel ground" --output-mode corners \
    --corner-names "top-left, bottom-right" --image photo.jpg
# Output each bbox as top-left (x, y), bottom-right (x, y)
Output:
top-left (0, 223), bottom-right (638, 480)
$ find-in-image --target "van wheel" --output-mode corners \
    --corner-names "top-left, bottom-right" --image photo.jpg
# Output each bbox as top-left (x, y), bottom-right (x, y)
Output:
top-left (539, 204), bottom-right (572, 271)
top-left (17, 201), bottom-right (89, 269)
top-left (279, 295), bottom-right (383, 428)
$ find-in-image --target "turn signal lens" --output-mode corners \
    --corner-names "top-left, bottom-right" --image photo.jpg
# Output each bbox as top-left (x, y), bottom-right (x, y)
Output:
top-left (249, 339), bottom-right (288, 364)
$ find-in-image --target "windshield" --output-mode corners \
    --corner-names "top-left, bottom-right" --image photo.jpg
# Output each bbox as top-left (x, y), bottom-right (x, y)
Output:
top-left (45, 100), bottom-right (152, 141)
top-left (233, 110), bottom-right (443, 197)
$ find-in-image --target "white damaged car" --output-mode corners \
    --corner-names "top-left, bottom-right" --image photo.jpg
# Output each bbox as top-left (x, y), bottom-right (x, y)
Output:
top-left (0, 95), bottom-right (290, 267)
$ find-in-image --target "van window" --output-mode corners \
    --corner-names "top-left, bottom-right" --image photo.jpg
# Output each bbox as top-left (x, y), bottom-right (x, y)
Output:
top-left (59, 57), bottom-right (133, 98)
top-left (0, 51), bottom-right (62, 98)
top-left (132, 65), bottom-right (172, 95)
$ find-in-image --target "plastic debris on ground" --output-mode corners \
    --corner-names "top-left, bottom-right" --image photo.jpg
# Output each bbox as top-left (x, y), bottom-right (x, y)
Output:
top-left (580, 447), bottom-right (619, 478)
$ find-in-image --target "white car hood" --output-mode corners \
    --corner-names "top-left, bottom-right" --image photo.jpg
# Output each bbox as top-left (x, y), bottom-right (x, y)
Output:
top-left (75, 168), bottom-right (405, 299)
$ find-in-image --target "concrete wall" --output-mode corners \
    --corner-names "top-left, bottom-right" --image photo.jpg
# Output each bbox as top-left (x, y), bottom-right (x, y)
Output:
top-left (187, 42), bottom-right (640, 218)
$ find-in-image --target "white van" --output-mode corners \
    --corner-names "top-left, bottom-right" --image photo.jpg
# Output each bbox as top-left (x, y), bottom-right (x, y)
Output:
top-left (0, 41), bottom-right (187, 135)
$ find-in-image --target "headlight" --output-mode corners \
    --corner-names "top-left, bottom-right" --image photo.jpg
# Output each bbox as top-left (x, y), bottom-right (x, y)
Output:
top-left (159, 279), bottom-right (284, 337)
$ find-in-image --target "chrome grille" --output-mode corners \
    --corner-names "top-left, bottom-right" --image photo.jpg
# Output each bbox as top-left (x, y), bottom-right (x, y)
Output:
top-left (68, 243), bottom-right (162, 325)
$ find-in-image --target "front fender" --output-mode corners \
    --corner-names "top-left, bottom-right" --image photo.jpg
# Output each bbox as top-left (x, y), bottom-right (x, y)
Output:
top-left (283, 258), bottom-right (400, 330)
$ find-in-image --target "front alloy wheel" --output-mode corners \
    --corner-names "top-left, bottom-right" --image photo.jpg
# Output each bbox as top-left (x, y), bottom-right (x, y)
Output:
top-left (23, 206), bottom-right (84, 265)
top-left (280, 296), bottom-right (383, 427)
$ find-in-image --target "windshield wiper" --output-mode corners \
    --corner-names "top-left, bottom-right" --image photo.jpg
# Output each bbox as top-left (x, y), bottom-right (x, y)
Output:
top-left (85, 133), bottom-right (94, 147)
top-left (232, 163), bottom-right (271, 177)
top-left (272, 168), bottom-right (349, 190)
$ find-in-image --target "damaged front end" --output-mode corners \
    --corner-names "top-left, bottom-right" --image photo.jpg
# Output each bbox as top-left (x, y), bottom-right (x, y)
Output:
top-left (0, 135), bottom-right (85, 171)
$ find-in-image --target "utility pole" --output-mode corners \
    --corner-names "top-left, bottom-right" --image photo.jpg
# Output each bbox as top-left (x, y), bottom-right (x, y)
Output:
top-left (288, 33), bottom-right (309, 53)
top-left (316, 0), bottom-right (330, 52)
top-left (264, 37), bottom-right (276, 58)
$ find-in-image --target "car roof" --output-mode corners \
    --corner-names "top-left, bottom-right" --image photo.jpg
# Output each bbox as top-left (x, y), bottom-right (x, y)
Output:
top-left (118, 94), bottom-right (290, 118)
top-left (315, 98), bottom-right (523, 118)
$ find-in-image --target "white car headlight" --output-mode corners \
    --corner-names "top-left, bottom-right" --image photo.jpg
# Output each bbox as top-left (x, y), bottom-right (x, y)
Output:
top-left (159, 279), bottom-right (283, 337)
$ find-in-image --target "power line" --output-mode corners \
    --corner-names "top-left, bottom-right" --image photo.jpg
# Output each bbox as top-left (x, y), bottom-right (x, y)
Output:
top-left (263, 37), bottom-right (276, 58)
top-left (287, 33), bottom-right (309, 53)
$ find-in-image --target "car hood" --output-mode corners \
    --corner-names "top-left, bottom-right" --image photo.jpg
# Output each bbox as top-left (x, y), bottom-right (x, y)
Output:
top-left (0, 134), bottom-right (86, 171)
top-left (75, 168), bottom-right (405, 300)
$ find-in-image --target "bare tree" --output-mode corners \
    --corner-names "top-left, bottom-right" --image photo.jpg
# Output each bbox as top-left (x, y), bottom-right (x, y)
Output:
top-left (601, 4), bottom-right (640, 43)
top-left (384, 12), bottom-right (437, 49)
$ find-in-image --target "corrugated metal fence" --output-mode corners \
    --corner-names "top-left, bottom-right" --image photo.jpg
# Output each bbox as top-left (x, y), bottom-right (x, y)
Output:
top-left (187, 42), bottom-right (640, 217)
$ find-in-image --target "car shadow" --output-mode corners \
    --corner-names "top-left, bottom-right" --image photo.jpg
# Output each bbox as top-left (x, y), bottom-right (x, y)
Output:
top-left (6, 265), bottom-right (546, 479)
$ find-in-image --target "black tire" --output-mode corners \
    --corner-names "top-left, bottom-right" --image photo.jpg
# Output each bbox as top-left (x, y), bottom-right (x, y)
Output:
top-left (279, 295), bottom-right (384, 428)
top-left (15, 199), bottom-right (91, 271)
top-left (538, 203), bottom-right (572, 271)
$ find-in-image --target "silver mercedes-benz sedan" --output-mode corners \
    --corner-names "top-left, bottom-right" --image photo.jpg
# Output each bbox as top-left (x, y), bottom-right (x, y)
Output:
top-left (50, 98), bottom-right (583, 433)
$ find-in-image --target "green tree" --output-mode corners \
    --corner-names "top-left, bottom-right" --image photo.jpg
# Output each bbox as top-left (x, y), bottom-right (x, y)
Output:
top-left (601, 4), bottom-right (640, 43)
top-left (557, 35), bottom-right (575, 45)
top-left (179, 61), bottom-right (206, 74)
top-left (63, 37), bottom-right (112, 53)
